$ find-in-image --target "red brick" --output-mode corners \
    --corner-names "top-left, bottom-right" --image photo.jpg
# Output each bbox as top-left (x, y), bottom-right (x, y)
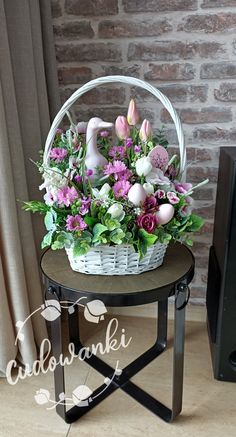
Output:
top-left (201, 62), bottom-right (236, 79)
top-left (144, 63), bottom-right (195, 81)
top-left (161, 107), bottom-right (232, 124)
top-left (123, 0), bottom-right (198, 12)
top-left (53, 21), bottom-right (94, 39)
top-left (51, 0), bottom-right (62, 18)
top-left (98, 19), bottom-right (172, 38)
top-left (193, 187), bottom-right (214, 201)
top-left (65, 0), bottom-right (118, 16)
top-left (132, 84), bottom-right (208, 103)
top-left (195, 255), bottom-right (210, 269)
top-left (192, 241), bottom-right (211, 256)
top-left (55, 43), bottom-right (122, 63)
top-left (102, 64), bottom-right (141, 77)
top-left (187, 166), bottom-right (219, 183)
top-left (74, 107), bottom-right (155, 123)
top-left (60, 86), bottom-right (126, 105)
top-left (128, 41), bottom-right (225, 61)
top-left (190, 286), bottom-right (207, 299)
top-left (193, 127), bottom-right (236, 143)
top-left (188, 147), bottom-right (218, 162)
top-left (201, 0), bottom-right (236, 7)
top-left (58, 67), bottom-right (92, 85)
top-left (178, 13), bottom-right (236, 33)
top-left (194, 205), bottom-right (215, 220)
top-left (214, 83), bottom-right (236, 101)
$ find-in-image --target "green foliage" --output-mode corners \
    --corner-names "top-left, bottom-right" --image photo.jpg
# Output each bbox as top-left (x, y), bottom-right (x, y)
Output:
top-left (44, 210), bottom-right (57, 232)
top-left (73, 240), bottom-right (90, 257)
top-left (136, 229), bottom-right (158, 259)
top-left (21, 201), bottom-right (49, 214)
top-left (110, 228), bottom-right (125, 244)
top-left (51, 231), bottom-right (74, 250)
top-left (41, 231), bottom-right (54, 249)
top-left (185, 214), bottom-right (204, 232)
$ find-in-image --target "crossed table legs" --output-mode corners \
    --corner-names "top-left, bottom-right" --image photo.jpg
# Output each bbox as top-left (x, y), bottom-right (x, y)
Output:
top-left (47, 282), bottom-right (188, 424)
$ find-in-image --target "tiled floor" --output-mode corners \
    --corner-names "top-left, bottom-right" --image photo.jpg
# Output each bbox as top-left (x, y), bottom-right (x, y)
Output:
top-left (0, 314), bottom-right (236, 437)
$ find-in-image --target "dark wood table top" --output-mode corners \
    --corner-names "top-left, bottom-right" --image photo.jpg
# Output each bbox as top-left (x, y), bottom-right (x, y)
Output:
top-left (41, 242), bottom-right (194, 305)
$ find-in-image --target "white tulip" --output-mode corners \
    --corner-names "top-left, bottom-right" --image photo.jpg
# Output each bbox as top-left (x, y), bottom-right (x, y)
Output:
top-left (92, 183), bottom-right (111, 200)
top-left (99, 183), bottom-right (111, 197)
top-left (107, 203), bottom-right (125, 221)
top-left (143, 182), bottom-right (154, 195)
top-left (135, 156), bottom-right (152, 177)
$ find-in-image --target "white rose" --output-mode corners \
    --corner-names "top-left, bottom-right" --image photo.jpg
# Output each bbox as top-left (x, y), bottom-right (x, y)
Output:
top-left (107, 203), bottom-right (125, 221)
top-left (135, 156), bottom-right (152, 177)
top-left (143, 182), bottom-right (154, 195)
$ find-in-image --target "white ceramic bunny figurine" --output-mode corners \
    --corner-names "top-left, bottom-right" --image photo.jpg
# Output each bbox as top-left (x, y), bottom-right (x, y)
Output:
top-left (85, 117), bottom-right (113, 177)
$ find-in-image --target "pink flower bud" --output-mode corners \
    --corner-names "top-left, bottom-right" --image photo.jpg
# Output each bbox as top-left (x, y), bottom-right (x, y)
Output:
top-left (139, 119), bottom-right (152, 141)
top-left (127, 99), bottom-right (139, 125)
top-left (115, 116), bottom-right (130, 140)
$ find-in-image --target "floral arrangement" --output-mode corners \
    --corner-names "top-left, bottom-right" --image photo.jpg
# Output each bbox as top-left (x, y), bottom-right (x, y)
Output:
top-left (23, 99), bottom-right (206, 259)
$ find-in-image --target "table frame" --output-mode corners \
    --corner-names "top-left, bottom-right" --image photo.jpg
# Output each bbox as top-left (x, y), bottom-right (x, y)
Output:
top-left (45, 278), bottom-right (190, 424)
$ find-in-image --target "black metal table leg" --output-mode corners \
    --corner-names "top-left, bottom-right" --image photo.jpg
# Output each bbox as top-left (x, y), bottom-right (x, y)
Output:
top-left (157, 299), bottom-right (168, 348)
top-left (171, 281), bottom-right (188, 421)
top-left (46, 286), bottom-right (67, 422)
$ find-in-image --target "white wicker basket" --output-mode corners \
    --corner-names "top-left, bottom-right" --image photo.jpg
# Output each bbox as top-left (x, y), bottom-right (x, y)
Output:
top-left (66, 242), bottom-right (168, 275)
top-left (44, 76), bottom-right (186, 275)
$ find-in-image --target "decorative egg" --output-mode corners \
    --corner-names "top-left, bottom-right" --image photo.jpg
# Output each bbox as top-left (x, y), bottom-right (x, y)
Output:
top-left (156, 204), bottom-right (174, 225)
top-left (148, 145), bottom-right (169, 170)
top-left (128, 183), bottom-right (147, 206)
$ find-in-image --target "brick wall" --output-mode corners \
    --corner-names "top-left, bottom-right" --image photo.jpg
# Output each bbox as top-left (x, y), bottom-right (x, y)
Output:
top-left (51, 0), bottom-right (236, 305)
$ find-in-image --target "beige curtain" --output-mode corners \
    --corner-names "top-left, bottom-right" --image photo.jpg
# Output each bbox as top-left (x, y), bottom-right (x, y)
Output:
top-left (0, 0), bottom-right (60, 375)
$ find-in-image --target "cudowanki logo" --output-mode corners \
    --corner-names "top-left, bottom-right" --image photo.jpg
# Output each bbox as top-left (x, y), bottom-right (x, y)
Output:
top-left (6, 297), bottom-right (132, 410)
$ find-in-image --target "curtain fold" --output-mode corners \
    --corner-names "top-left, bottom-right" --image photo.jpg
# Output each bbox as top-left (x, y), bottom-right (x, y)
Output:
top-left (0, 0), bottom-right (60, 375)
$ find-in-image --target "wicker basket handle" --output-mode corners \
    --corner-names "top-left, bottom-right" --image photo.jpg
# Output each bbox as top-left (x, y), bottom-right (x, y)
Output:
top-left (43, 75), bottom-right (186, 175)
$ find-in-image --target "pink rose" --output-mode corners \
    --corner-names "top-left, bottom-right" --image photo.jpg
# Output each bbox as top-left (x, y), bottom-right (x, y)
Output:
top-left (137, 213), bottom-right (158, 233)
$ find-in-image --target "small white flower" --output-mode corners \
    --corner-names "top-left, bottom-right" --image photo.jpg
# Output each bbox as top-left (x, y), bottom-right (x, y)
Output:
top-left (107, 203), bottom-right (125, 221)
top-left (135, 156), bottom-right (153, 177)
top-left (143, 182), bottom-right (154, 195)
top-left (134, 207), bottom-right (141, 215)
top-left (39, 167), bottom-right (67, 191)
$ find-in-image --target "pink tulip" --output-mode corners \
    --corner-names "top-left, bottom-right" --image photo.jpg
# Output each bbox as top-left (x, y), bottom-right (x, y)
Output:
top-left (139, 119), bottom-right (152, 141)
top-left (115, 116), bottom-right (130, 140)
top-left (127, 99), bottom-right (139, 125)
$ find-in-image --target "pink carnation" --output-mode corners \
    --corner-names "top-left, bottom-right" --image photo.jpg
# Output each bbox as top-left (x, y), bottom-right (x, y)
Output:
top-left (175, 182), bottom-right (192, 194)
top-left (49, 148), bottom-right (68, 163)
top-left (79, 197), bottom-right (91, 215)
top-left (66, 214), bottom-right (87, 232)
top-left (156, 189), bottom-right (166, 199)
top-left (108, 146), bottom-right (126, 160)
top-left (179, 196), bottom-right (193, 217)
top-left (167, 191), bottom-right (179, 205)
top-left (104, 160), bottom-right (127, 177)
top-left (118, 169), bottom-right (133, 181)
top-left (57, 186), bottom-right (78, 207)
top-left (113, 180), bottom-right (131, 199)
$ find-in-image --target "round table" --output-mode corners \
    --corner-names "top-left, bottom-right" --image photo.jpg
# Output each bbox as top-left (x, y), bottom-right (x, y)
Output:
top-left (41, 242), bottom-right (194, 424)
